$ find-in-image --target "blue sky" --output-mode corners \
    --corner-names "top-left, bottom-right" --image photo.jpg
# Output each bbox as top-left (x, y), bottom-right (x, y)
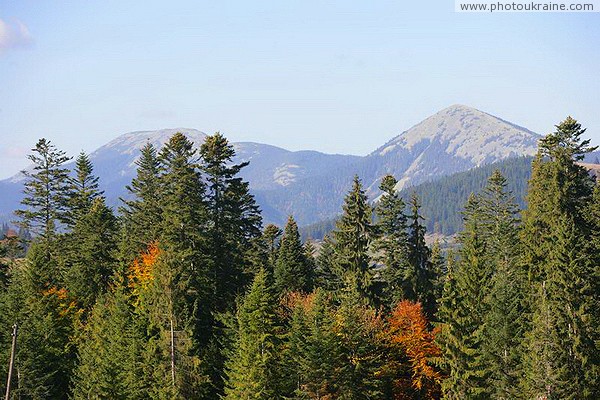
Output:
top-left (0, 0), bottom-right (599, 178)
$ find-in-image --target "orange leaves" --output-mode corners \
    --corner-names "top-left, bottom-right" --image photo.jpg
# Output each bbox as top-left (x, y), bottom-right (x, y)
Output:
top-left (41, 286), bottom-right (77, 317)
top-left (128, 242), bottom-right (160, 297)
top-left (386, 301), bottom-right (442, 399)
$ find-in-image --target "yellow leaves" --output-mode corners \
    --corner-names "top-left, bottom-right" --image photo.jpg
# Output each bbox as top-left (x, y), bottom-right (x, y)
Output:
top-left (41, 286), bottom-right (77, 317)
top-left (128, 241), bottom-right (159, 291)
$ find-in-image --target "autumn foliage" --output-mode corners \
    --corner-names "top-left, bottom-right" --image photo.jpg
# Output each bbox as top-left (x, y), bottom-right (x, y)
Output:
top-left (127, 241), bottom-right (160, 297)
top-left (386, 300), bottom-right (442, 399)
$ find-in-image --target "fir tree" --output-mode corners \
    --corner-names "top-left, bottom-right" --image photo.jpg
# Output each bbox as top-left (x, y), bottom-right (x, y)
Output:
top-left (314, 235), bottom-right (342, 293)
top-left (200, 132), bottom-right (262, 311)
top-left (373, 175), bottom-right (410, 308)
top-left (15, 139), bottom-right (71, 263)
top-left (274, 216), bottom-right (313, 295)
top-left (333, 175), bottom-right (375, 301)
top-left (223, 268), bottom-right (279, 400)
top-left (520, 117), bottom-right (600, 398)
top-left (120, 143), bottom-right (163, 262)
top-left (437, 195), bottom-right (490, 399)
top-left (406, 193), bottom-right (435, 315)
top-left (64, 197), bottom-right (118, 312)
top-left (72, 286), bottom-right (147, 399)
top-left (67, 151), bottom-right (103, 226)
top-left (478, 170), bottom-right (524, 398)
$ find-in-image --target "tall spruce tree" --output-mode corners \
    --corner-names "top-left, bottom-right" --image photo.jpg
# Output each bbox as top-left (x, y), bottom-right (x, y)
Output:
top-left (67, 151), bottom-right (103, 226)
top-left (373, 175), bottom-right (410, 308)
top-left (199, 132), bottom-right (262, 311)
top-left (15, 138), bottom-right (71, 259)
top-left (223, 268), bottom-right (280, 400)
top-left (120, 143), bottom-right (163, 262)
top-left (333, 175), bottom-right (375, 301)
top-left (72, 286), bottom-right (147, 399)
top-left (64, 197), bottom-right (118, 312)
top-left (478, 170), bottom-right (524, 399)
top-left (274, 216), bottom-right (313, 295)
top-left (406, 193), bottom-right (435, 313)
top-left (520, 117), bottom-right (600, 398)
top-left (437, 194), bottom-right (490, 399)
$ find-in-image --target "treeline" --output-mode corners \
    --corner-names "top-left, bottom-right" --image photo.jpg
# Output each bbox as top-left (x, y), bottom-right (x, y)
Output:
top-left (1, 117), bottom-right (599, 399)
top-left (300, 155), bottom-right (534, 240)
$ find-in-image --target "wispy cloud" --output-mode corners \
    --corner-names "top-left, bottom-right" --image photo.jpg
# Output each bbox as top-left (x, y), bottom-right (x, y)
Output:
top-left (0, 18), bottom-right (33, 54)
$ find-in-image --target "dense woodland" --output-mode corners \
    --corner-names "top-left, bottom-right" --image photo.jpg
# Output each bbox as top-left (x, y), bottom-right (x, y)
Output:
top-left (0, 117), bottom-right (599, 399)
top-left (300, 155), bottom-right (534, 240)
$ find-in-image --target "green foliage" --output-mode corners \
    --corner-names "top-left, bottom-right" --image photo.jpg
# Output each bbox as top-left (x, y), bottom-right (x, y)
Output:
top-left (63, 197), bottom-right (118, 313)
top-left (72, 287), bottom-right (147, 399)
top-left (332, 175), bottom-right (376, 301)
top-left (120, 143), bottom-right (163, 262)
top-left (223, 268), bottom-right (280, 400)
top-left (373, 174), bottom-right (410, 307)
top-left (274, 216), bottom-right (313, 295)
top-left (67, 151), bottom-right (103, 226)
top-left (15, 139), bottom-right (72, 240)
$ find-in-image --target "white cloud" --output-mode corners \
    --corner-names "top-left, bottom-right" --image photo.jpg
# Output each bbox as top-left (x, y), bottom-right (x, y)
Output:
top-left (0, 18), bottom-right (33, 54)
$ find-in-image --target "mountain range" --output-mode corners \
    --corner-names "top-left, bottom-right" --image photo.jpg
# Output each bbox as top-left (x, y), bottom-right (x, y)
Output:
top-left (0, 104), bottom-right (543, 227)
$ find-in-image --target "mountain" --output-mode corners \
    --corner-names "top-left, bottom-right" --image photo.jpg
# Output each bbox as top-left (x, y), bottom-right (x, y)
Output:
top-left (300, 155), bottom-right (535, 240)
top-left (252, 105), bottom-right (540, 223)
top-left (0, 105), bottom-right (541, 227)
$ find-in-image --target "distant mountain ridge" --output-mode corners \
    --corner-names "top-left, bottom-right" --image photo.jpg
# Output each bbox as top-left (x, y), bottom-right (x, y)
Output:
top-left (0, 105), bottom-right (542, 226)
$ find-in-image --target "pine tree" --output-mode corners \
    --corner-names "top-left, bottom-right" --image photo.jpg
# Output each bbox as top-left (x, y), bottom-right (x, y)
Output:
top-left (406, 193), bottom-right (435, 314)
top-left (223, 268), bottom-right (279, 399)
top-left (520, 117), bottom-right (600, 398)
top-left (373, 175), bottom-right (410, 308)
top-left (120, 143), bottom-right (163, 262)
top-left (274, 216), bottom-right (313, 295)
top-left (72, 286), bottom-right (147, 399)
top-left (314, 235), bottom-right (342, 293)
top-left (64, 197), bottom-right (118, 312)
top-left (199, 132), bottom-right (262, 311)
top-left (478, 170), bottom-right (524, 399)
top-left (67, 151), bottom-right (103, 226)
top-left (333, 175), bottom-right (375, 301)
top-left (437, 194), bottom-right (490, 399)
top-left (15, 139), bottom-right (71, 263)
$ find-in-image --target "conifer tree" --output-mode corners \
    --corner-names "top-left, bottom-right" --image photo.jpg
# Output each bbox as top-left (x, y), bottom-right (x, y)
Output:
top-left (263, 223), bottom-right (283, 272)
top-left (334, 280), bottom-right (386, 398)
top-left (478, 170), bottom-right (524, 398)
top-left (67, 151), bottom-right (103, 226)
top-left (274, 216), bottom-right (313, 295)
top-left (120, 143), bottom-right (163, 262)
top-left (158, 133), bottom-right (212, 342)
top-left (520, 117), bottom-right (600, 398)
top-left (333, 175), bottom-right (375, 300)
top-left (437, 195), bottom-right (490, 399)
top-left (406, 193), bottom-right (436, 314)
top-left (223, 268), bottom-right (279, 399)
top-left (314, 235), bottom-right (343, 293)
top-left (15, 138), bottom-right (71, 258)
top-left (64, 197), bottom-right (118, 312)
top-left (285, 289), bottom-right (343, 399)
top-left (373, 175), bottom-right (410, 308)
top-left (200, 132), bottom-right (262, 310)
top-left (72, 286), bottom-right (147, 399)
